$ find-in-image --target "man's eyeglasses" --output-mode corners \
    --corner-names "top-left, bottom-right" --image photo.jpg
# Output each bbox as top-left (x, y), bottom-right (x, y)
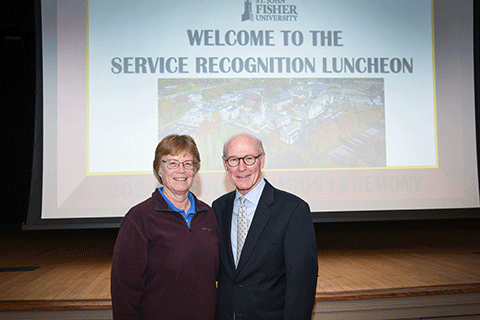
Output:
top-left (162, 159), bottom-right (196, 170)
top-left (223, 153), bottom-right (263, 167)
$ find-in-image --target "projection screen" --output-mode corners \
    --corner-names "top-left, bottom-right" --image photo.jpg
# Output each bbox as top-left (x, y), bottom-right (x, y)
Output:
top-left (26, 0), bottom-right (479, 229)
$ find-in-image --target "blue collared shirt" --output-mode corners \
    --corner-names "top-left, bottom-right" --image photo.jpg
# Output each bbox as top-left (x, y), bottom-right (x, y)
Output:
top-left (158, 187), bottom-right (196, 228)
top-left (231, 178), bottom-right (266, 261)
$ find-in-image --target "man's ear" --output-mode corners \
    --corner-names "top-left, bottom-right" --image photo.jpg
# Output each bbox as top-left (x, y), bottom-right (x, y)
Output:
top-left (222, 158), bottom-right (228, 171)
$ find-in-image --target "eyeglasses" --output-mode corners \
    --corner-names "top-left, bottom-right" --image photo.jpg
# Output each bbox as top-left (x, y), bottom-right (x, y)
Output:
top-left (162, 159), bottom-right (196, 170)
top-left (223, 153), bottom-right (263, 167)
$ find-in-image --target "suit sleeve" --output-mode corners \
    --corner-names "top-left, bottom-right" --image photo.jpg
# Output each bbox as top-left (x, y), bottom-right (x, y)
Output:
top-left (111, 216), bottom-right (148, 320)
top-left (283, 201), bottom-right (318, 320)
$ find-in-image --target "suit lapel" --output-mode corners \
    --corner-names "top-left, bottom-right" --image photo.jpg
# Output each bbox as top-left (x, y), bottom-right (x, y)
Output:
top-left (235, 180), bottom-right (275, 274)
top-left (220, 193), bottom-right (236, 278)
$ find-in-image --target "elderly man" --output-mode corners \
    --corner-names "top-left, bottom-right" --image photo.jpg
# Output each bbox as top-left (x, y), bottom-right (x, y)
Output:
top-left (213, 132), bottom-right (318, 320)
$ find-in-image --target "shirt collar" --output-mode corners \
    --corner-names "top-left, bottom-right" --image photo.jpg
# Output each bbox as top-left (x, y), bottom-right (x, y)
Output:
top-left (235, 178), bottom-right (266, 206)
top-left (158, 187), bottom-right (195, 215)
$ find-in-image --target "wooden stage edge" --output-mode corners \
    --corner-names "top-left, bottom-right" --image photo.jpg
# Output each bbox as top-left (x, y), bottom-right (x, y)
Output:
top-left (315, 283), bottom-right (480, 302)
top-left (0, 299), bottom-right (111, 312)
top-left (1, 284), bottom-right (480, 312)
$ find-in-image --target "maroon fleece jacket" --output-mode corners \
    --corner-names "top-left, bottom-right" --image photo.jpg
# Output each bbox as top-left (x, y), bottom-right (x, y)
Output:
top-left (111, 189), bottom-right (220, 320)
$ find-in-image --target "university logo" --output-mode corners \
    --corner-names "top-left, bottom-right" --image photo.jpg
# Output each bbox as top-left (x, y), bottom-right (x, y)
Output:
top-left (242, 0), bottom-right (299, 22)
top-left (242, 0), bottom-right (254, 21)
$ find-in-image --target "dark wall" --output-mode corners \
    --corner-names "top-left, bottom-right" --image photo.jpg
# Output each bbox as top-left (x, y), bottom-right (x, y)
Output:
top-left (0, 1), bottom-right (36, 224)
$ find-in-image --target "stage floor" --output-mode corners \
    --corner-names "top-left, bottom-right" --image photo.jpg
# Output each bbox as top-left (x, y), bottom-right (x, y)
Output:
top-left (0, 219), bottom-right (479, 312)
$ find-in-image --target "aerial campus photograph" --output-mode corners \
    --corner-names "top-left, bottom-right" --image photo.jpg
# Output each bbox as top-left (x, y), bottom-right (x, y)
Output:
top-left (158, 78), bottom-right (385, 171)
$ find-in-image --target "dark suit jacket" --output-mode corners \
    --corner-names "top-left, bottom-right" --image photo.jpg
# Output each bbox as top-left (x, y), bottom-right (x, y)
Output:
top-left (213, 180), bottom-right (318, 320)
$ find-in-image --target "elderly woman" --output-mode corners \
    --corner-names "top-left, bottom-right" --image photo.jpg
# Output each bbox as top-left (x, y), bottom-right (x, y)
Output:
top-left (111, 134), bottom-right (220, 320)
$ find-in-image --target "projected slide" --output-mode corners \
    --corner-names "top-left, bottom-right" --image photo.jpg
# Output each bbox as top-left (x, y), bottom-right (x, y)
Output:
top-left (156, 78), bottom-right (386, 171)
top-left (36, 0), bottom-right (478, 222)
